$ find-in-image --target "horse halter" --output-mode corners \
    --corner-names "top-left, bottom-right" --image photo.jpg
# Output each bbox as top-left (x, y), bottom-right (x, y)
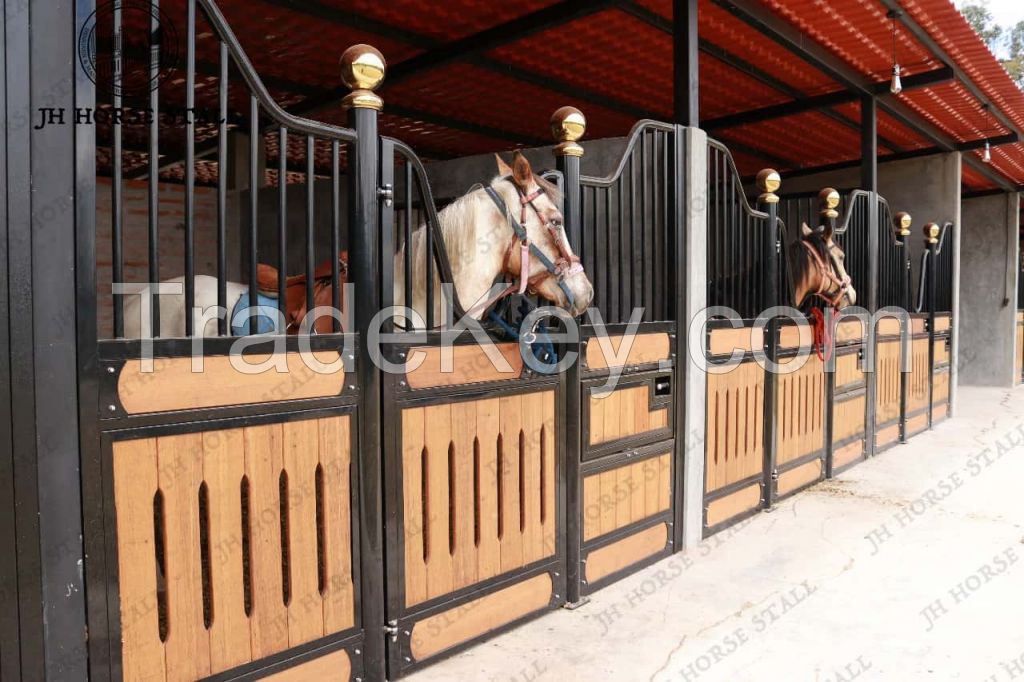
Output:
top-left (474, 183), bottom-right (584, 316)
top-left (801, 239), bottom-right (851, 308)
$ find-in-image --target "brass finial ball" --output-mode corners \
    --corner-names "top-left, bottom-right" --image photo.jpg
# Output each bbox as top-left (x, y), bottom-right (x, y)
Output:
top-left (756, 169), bottom-right (781, 194)
top-left (551, 106), bottom-right (586, 142)
top-left (340, 44), bottom-right (386, 92)
top-left (924, 222), bottom-right (940, 244)
top-left (819, 188), bottom-right (840, 210)
top-left (896, 211), bottom-right (913, 237)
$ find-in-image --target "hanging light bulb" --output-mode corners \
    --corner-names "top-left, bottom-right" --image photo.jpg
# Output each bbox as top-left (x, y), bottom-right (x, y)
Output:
top-left (983, 140), bottom-right (992, 163)
top-left (891, 64), bottom-right (903, 95)
top-left (889, 10), bottom-right (903, 95)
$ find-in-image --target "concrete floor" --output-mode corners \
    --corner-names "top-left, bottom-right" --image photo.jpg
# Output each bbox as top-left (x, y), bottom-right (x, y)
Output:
top-left (408, 386), bottom-right (1024, 682)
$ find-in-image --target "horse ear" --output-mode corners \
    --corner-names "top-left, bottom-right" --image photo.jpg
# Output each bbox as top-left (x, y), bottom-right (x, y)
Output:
top-left (495, 153), bottom-right (513, 178)
top-left (801, 222), bottom-right (814, 239)
top-left (511, 150), bottom-right (533, 188)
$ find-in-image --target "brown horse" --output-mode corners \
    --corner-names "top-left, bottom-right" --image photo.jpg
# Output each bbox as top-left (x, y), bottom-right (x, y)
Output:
top-left (789, 220), bottom-right (856, 309)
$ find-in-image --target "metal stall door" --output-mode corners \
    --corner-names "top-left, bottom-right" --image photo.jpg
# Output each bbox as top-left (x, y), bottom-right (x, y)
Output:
top-left (78, 4), bottom-right (372, 680)
top-left (570, 122), bottom-right (680, 594)
top-left (378, 140), bottom-right (565, 678)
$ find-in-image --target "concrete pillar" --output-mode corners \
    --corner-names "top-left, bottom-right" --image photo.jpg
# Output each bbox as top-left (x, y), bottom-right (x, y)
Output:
top-left (957, 191), bottom-right (1020, 387)
top-left (681, 127), bottom-right (708, 549)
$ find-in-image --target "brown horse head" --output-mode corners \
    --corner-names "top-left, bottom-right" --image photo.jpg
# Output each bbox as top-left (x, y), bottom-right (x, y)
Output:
top-left (789, 220), bottom-right (856, 309)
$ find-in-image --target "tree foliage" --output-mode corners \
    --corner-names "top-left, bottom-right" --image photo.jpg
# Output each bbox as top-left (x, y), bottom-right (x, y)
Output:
top-left (960, 1), bottom-right (1024, 88)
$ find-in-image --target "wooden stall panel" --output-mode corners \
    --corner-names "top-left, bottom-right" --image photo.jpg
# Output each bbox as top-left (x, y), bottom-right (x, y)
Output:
top-left (1014, 329), bottom-right (1022, 384)
top-left (932, 371), bottom-right (950, 406)
top-left (588, 384), bottom-right (668, 447)
top-left (907, 338), bottom-right (930, 415)
top-left (262, 650), bottom-right (351, 682)
top-left (705, 484), bottom-right (761, 528)
top-left (934, 339), bottom-right (950, 366)
top-left (584, 523), bottom-right (669, 584)
top-left (400, 391), bottom-right (556, 609)
top-left (777, 459), bottom-right (823, 497)
top-left (708, 327), bottom-right (763, 356)
top-left (934, 315), bottom-right (951, 332)
top-left (833, 394), bottom-right (866, 445)
top-left (581, 454), bottom-right (671, 542)
top-left (111, 415), bottom-right (356, 682)
top-left (117, 352), bottom-right (346, 414)
top-left (834, 352), bottom-right (864, 389)
top-left (776, 354), bottom-right (825, 466)
top-left (704, 361), bottom-right (764, 494)
top-left (875, 340), bottom-right (901, 426)
top-left (585, 332), bottom-right (671, 370)
top-left (405, 344), bottom-right (523, 389)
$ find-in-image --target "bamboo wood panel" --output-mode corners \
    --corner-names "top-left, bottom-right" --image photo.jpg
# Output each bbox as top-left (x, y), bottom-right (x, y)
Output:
top-left (834, 352), bottom-right (864, 390)
top-left (707, 327), bottom-right (763, 355)
top-left (401, 391), bottom-right (556, 608)
top-left (581, 454), bottom-right (671, 542)
top-left (832, 394), bottom-right (866, 444)
top-left (585, 333), bottom-right (671, 370)
top-left (777, 459), bottom-right (822, 497)
top-left (111, 416), bottom-right (355, 682)
top-left (836, 319), bottom-right (864, 343)
top-left (1015, 329), bottom-right (1022, 384)
top-left (409, 573), bottom-right (552, 661)
top-left (118, 352), bottom-right (346, 414)
top-left (263, 650), bottom-right (351, 681)
top-left (875, 340), bottom-right (901, 425)
top-left (584, 522), bottom-right (668, 584)
top-left (705, 484), bottom-right (760, 528)
top-left (405, 344), bottom-right (523, 389)
top-left (778, 325), bottom-right (812, 350)
top-left (588, 385), bottom-right (668, 446)
top-left (832, 441), bottom-right (864, 470)
top-left (876, 318), bottom-right (901, 336)
top-left (934, 315), bottom-right (951, 332)
top-left (934, 339), bottom-right (950, 366)
top-left (906, 413), bottom-right (928, 438)
top-left (776, 355), bottom-right (824, 466)
top-left (932, 371), bottom-right (950, 406)
top-left (933, 402), bottom-right (948, 422)
top-left (704, 361), bottom-right (764, 494)
top-left (876, 423), bottom-right (900, 448)
top-left (907, 339), bottom-right (930, 414)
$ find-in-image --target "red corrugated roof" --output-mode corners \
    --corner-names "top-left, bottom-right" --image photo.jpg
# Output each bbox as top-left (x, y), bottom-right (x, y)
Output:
top-left (94, 0), bottom-right (1024, 192)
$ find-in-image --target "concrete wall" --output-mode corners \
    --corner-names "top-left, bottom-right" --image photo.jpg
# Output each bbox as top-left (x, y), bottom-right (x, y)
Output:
top-left (958, 192), bottom-right (1020, 386)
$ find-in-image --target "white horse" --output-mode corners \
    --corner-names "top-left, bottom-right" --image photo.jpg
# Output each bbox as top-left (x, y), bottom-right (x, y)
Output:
top-left (123, 151), bottom-right (593, 337)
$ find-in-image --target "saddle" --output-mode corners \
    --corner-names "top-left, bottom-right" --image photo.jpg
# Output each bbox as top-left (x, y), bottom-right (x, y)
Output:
top-left (255, 252), bottom-right (348, 334)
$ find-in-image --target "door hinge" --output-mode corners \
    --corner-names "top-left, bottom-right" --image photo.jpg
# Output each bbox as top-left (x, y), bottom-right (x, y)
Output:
top-left (383, 621), bottom-right (399, 641)
top-left (770, 469), bottom-right (779, 481)
top-left (378, 183), bottom-right (394, 207)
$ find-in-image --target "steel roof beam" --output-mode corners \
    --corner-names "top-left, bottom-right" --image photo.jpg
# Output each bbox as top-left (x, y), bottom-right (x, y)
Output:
top-left (878, 0), bottom-right (1023, 143)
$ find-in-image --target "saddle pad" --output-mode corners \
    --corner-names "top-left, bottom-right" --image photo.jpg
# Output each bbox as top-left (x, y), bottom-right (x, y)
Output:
top-left (231, 291), bottom-right (283, 335)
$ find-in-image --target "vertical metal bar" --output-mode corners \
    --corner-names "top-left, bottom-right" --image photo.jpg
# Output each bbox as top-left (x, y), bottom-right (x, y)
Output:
top-left (331, 140), bottom-right (341, 331)
top-left (927, 239), bottom-right (937, 428)
top-left (216, 42), bottom-right (228, 335)
top-left (148, 1), bottom-right (161, 336)
top-left (346, 97), bottom-right (385, 682)
top-left (555, 142), bottom-right (583, 603)
top-left (403, 162), bottom-right (413, 316)
top-left (111, 1), bottom-right (123, 337)
top-left (185, 0), bottom-right (196, 336)
top-left (247, 95), bottom-right (258, 335)
top-left (762, 198), bottom-right (780, 508)
top-left (673, 0), bottom-right (699, 126)
top-left (278, 128), bottom-right (288, 316)
top-left (618, 170), bottom-right (627, 322)
top-left (306, 135), bottom-right (316, 319)
top-left (670, 125), bottom-right (687, 552)
top-left (424, 170), bottom-right (435, 329)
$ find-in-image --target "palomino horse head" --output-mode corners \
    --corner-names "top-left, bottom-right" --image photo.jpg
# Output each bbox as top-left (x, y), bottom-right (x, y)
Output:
top-left (492, 151), bottom-right (594, 316)
top-left (791, 219), bottom-right (856, 309)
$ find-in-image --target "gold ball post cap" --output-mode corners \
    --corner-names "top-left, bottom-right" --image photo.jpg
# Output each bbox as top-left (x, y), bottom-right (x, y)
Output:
top-left (757, 169), bottom-right (781, 204)
top-left (819, 187), bottom-right (840, 219)
top-left (551, 106), bottom-right (586, 157)
top-left (924, 222), bottom-right (940, 244)
top-left (895, 211), bottom-right (912, 237)
top-left (340, 44), bottom-right (386, 110)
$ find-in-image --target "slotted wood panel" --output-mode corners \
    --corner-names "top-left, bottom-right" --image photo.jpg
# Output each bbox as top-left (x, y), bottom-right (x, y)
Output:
top-left (907, 338), bottom-right (930, 414)
top-left (832, 395), bottom-right (866, 444)
top-left (776, 354), bottom-right (825, 466)
top-left (111, 415), bottom-right (356, 682)
top-left (834, 352), bottom-right (864, 389)
top-left (588, 384), bottom-right (668, 446)
top-left (875, 340), bottom-right (902, 425)
top-left (401, 391), bottom-right (556, 608)
top-left (704, 361), bottom-right (764, 494)
top-left (581, 454), bottom-right (671, 542)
